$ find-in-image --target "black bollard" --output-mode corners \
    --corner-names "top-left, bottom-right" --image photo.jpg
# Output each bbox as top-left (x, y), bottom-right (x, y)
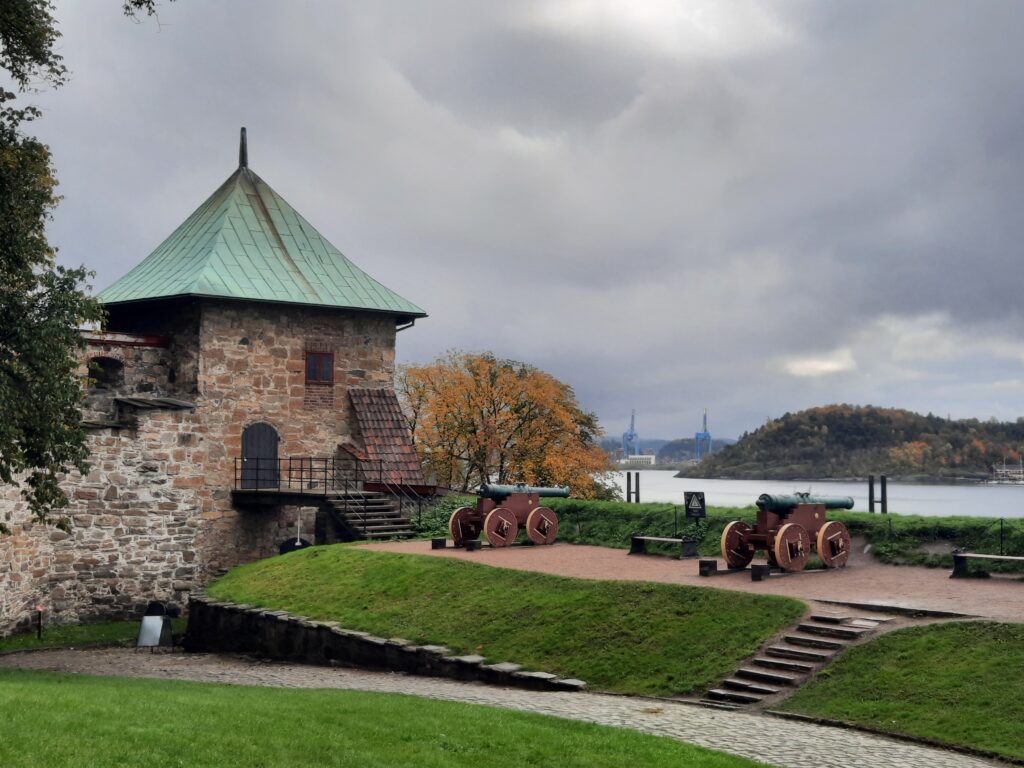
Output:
top-left (626, 471), bottom-right (633, 503)
top-left (880, 475), bottom-right (888, 514)
top-left (635, 471), bottom-right (640, 503)
top-left (868, 474), bottom-right (875, 513)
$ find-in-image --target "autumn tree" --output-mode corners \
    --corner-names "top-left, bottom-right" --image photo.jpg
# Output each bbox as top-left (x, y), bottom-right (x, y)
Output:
top-left (398, 352), bottom-right (614, 498)
top-left (0, 1), bottom-right (162, 530)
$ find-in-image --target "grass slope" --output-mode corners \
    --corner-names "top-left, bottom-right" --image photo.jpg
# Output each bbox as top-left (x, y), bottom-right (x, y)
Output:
top-left (0, 619), bottom-right (185, 653)
top-left (780, 621), bottom-right (1024, 760)
top-left (207, 547), bottom-right (804, 696)
top-left (0, 670), bottom-right (770, 768)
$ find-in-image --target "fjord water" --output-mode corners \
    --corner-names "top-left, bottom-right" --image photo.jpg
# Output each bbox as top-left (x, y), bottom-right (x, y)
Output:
top-left (612, 470), bottom-right (1024, 518)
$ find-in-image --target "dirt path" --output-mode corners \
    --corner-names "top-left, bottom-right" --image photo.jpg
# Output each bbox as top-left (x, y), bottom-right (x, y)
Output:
top-left (364, 541), bottom-right (1024, 622)
top-left (0, 648), bottom-right (1000, 768)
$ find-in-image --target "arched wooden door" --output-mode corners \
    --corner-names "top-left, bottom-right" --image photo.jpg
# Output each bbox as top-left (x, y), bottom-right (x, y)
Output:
top-left (241, 423), bottom-right (279, 489)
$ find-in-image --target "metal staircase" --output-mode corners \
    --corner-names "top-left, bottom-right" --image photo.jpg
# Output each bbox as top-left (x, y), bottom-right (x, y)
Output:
top-left (324, 490), bottom-right (416, 540)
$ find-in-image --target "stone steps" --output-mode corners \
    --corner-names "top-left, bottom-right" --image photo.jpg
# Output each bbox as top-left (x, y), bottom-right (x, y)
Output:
top-left (699, 611), bottom-right (887, 710)
top-left (324, 492), bottom-right (416, 540)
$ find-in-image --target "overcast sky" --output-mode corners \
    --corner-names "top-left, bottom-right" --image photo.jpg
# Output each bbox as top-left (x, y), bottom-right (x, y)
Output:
top-left (22, 1), bottom-right (1024, 440)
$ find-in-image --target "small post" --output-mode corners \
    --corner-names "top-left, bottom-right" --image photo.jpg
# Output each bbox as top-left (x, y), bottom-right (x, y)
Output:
top-left (1001, 518), bottom-right (1005, 556)
top-left (880, 475), bottom-right (888, 514)
top-left (626, 472), bottom-right (633, 503)
top-left (239, 126), bottom-right (248, 167)
top-left (868, 474), bottom-right (875, 512)
top-left (635, 471), bottom-right (641, 503)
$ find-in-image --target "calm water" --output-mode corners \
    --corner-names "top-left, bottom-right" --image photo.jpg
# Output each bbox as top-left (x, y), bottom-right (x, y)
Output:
top-left (611, 470), bottom-right (1024, 518)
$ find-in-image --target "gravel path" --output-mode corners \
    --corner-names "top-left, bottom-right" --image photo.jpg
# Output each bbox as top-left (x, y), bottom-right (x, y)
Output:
top-left (0, 648), bottom-right (1001, 768)
top-left (365, 541), bottom-right (1024, 622)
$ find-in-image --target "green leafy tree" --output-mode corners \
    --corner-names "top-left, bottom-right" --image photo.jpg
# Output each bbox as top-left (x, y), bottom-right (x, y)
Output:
top-left (0, 1), bottom-right (164, 530)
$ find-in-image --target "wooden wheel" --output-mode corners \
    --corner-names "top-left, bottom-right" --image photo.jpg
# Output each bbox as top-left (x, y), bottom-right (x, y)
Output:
top-left (721, 521), bottom-right (754, 569)
top-left (484, 507), bottom-right (518, 547)
top-left (448, 507), bottom-right (480, 547)
top-left (773, 523), bottom-right (811, 572)
top-left (526, 507), bottom-right (558, 545)
top-left (817, 520), bottom-right (852, 568)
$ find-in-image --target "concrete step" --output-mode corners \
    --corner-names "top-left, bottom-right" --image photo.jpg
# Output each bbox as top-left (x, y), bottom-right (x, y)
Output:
top-left (766, 645), bottom-right (832, 662)
top-left (362, 530), bottom-right (416, 539)
top-left (698, 700), bottom-right (741, 711)
top-left (735, 667), bottom-right (799, 686)
top-left (808, 613), bottom-right (851, 624)
top-left (752, 657), bottom-right (814, 674)
top-left (705, 688), bottom-right (763, 705)
top-left (784, 633), bottom-right (846, 650)
top-left (722, 678), bottom-right (780, 696)
top-left (797, 622), bottom-right (867, 640)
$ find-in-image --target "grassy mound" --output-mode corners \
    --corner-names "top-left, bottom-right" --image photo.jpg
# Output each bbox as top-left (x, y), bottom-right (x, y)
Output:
top-left (206, 547), bottom-right (804, 696)
top-left (0, 670), bottom-right (770, 768)
top-left (0, 619), bottom-right (186, 652)
top-left (780, 621), bottom-right (1024, 760)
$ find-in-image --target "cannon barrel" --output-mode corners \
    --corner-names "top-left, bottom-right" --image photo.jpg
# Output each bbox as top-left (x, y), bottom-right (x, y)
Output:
top-left (478, 483), bottom-right (570, 501)
top-left (756, 493), bottom-right (854, 512)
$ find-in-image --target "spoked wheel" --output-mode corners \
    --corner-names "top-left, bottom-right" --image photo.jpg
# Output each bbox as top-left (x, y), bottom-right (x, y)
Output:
top-left (484, 507), bottom-right (518, 547)
top-left (721, 521), bottom-right (754, 569)
top-left (773, 523), bottom-right (811, 572)
top-left (526, 507), bottom-right (558, 545)
top-left (817, 520), bottom-right (852, 568)
top-left (448, 507), bottom-right (480, 547)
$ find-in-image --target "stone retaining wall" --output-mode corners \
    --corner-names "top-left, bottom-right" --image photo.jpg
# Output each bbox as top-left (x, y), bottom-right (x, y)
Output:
top-left (185, 596), bottom-right (586, 693)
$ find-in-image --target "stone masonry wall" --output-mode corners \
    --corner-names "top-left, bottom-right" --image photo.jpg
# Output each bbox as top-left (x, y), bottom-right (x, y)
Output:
top-left (189, 300), bottom-right (397, 577)
top-left (0, 299), bottom-right (400, 637)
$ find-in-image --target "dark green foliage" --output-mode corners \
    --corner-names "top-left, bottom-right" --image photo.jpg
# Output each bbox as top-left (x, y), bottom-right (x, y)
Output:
top-left (207, 547), bottom-right (805, 696)
top-left (780, 622), bottom-right (1024, 760)
top-left (678, 404), bottom-right (1024, 480)
top-left (545, 499), bottom-right (1024, 572)
top-left (0, 670), bottom-right (769, 768)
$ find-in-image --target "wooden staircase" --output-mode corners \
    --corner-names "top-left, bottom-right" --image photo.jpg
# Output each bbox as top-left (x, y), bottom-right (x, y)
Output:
top-left (324, 490), bottom-right (416, 540)
top-left (700, 612), bottom-right (892, 709)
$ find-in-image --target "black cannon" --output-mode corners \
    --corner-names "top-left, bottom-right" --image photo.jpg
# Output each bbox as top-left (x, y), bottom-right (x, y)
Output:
top-left (448, 483), bottom-right (569, 547)
top-left (721, 492), bottom-right (854, 572)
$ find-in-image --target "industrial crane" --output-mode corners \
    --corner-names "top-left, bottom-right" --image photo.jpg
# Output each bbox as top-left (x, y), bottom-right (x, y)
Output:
top-left (622, 410), bottom-right (639, 458)
top-left (694, 408), bottom-right (712, 461)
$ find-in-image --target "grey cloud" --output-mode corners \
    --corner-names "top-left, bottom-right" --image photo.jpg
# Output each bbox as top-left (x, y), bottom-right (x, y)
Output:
top-left (25, 0), bottom-right (1024, 438)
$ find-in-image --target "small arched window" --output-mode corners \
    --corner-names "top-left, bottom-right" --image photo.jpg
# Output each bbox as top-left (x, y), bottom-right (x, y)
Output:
top-left (89, 357), bottom-right (124, 390)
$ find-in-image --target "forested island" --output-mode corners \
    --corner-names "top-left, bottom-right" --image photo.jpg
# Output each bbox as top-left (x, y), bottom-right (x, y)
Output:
top-left (675, 405), bottom-right (1024, 481)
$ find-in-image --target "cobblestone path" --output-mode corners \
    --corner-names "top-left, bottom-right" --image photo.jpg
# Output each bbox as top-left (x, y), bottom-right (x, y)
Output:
top-left (0, 648), bottom-right (1000, 768)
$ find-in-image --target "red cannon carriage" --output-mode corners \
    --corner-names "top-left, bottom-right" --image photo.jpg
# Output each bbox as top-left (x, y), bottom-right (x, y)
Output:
top-left (448, 483), bottom-right (569, 547)
top-left (720, 493), bottom-right (853, 573)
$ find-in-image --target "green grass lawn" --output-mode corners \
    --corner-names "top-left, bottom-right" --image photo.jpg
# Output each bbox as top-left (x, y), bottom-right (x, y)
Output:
top-left (0, 670), bottom-right (770, 768)
top-left (0, 618), bottom-right (186, 653)
top-left (779, 621), bottom-right (1024, 760)
top-left (206, 547), bottom-right (804, 696)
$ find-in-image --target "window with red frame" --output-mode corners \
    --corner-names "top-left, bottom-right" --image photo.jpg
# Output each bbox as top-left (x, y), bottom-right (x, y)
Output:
top-left (305, 351), bottom-right (334, 385)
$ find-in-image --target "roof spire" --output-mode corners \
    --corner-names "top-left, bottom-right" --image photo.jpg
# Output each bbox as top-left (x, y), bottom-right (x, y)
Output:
top-left (239, 126), bottom-right (248, 168)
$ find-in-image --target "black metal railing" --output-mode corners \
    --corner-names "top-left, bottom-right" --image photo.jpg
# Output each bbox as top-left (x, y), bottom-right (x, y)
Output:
top-left (233, 454), bottom-right (440, 536)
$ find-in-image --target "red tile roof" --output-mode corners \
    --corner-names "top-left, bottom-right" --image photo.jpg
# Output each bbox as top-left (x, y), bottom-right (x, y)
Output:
top-left (348, 388), bottom-right (423, 485)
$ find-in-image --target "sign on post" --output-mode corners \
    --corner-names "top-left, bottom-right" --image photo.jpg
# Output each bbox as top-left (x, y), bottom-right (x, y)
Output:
top-left (684, 491), bottom-right (706, 519)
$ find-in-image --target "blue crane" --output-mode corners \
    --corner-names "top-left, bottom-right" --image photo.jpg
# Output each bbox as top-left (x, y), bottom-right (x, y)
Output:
top-left (622, 410), bottom-right (639, 458)
top-left (694, 408), bottom-right (712, 461)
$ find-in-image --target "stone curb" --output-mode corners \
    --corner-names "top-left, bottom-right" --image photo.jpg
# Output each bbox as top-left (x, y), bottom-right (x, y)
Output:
top-left (814, 599), bottom-right (976, 620)
top-left (764, 710), bottom-right (1023, 766)
top-left (184, 595), bottom-right (585, 694)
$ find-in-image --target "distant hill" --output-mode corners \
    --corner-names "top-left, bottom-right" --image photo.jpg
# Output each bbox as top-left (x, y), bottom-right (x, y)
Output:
top-left (675, 405), bottom-right (1024, 481)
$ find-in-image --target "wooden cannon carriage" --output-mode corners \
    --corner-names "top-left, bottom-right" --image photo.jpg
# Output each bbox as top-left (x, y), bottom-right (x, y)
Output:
top-left (720, 493), bottom-right (854, 573)
top-left (449, 483), bottom-right (569, 548)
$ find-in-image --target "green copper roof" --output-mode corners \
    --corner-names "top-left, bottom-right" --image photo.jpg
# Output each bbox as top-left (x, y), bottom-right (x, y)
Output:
top-left (97, 131), bottom-right (425, 320)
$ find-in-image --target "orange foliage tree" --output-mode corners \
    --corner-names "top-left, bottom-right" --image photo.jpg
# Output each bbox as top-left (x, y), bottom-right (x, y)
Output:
top-left (397, 352), bottom-right (614, 498)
